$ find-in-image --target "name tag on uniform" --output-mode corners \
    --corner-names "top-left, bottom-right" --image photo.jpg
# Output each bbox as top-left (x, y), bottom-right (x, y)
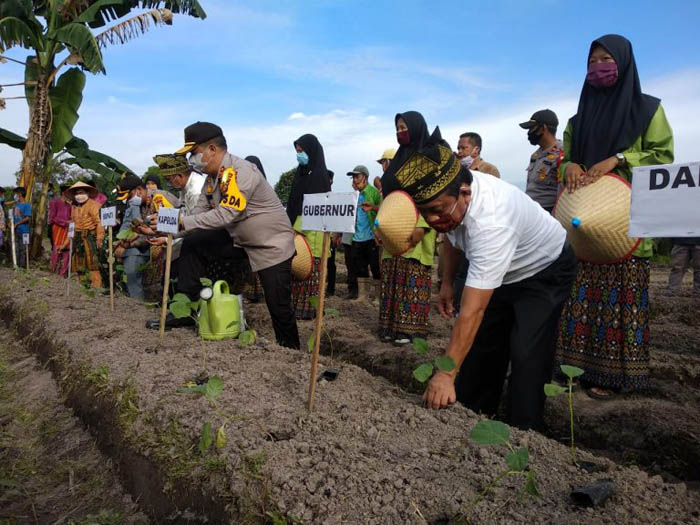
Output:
top-left (219, 167), bottom-right (246, 211)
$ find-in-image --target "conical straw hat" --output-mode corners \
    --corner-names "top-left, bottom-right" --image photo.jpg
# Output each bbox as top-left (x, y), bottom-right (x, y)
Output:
top-left (374, 190), bottom-right (419, 256)
top-left (291, 234), bottom-right (314, 280)
top-left (553, 174), bottom-right (640, 264)
top-left (65, 181), bottom-right (98, 200)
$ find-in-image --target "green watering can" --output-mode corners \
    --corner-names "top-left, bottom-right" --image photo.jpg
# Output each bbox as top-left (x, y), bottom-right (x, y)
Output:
top-left (198, 280), bottom-right (243, 341)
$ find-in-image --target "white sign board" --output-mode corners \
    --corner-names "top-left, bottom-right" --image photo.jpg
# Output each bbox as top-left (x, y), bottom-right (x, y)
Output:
top-left (630, 162), bottom-right (700, 237)
top-left (100, 206), bottom-right (117, 227)
top-left (22, 233), bottom-right (29, 245)
top-left (68, 222), bottom-right (75, 239)
top-left (301, 192), bottom-right (359, 233)
top-left (157, 207), bottom-right (180, 234)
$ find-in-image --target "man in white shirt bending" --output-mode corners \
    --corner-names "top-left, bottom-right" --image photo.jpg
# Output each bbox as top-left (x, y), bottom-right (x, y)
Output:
top-left (392, 139), bottom-right (576, 429)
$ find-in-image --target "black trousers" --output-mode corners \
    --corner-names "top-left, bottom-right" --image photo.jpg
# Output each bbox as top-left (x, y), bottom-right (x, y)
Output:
top-left (348, 239), bottom-right (380, 293)
top-left (327, 245), bottom-right (337, 295)
top-left (257, 257), bottom-right (300, 349)
top-left (455, 245), bottom-right (577, 429)
top-left (177, 229), bottom-right (249, 300)
top-left (453, 255), bottom-right (470, 312)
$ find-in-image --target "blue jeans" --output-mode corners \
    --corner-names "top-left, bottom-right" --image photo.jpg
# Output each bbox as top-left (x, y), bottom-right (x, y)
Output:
top-left (124, 253), bottom-right (149, 300)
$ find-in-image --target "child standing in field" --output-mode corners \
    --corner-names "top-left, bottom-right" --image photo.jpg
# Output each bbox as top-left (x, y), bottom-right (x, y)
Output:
top-left (12, 187), bottom-right (32, 264)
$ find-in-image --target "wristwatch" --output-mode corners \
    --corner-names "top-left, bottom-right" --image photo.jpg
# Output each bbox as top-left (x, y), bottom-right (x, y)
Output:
top-left (615, 153), bottom-right (626, 167)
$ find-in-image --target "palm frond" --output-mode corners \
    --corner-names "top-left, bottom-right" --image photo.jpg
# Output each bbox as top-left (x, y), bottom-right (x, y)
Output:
top-left (94, 8), bottom-right (173, 48)
top-left (0, 16), bottom-right (41, 52)
top-left (77, 1), bottom-right (206, 28)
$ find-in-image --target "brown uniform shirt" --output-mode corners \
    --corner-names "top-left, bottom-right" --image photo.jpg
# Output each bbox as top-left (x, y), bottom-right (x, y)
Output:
top-left (471, 158), bottom-right (500, 178)
top-left (181, 153), bottom-right (295, 272)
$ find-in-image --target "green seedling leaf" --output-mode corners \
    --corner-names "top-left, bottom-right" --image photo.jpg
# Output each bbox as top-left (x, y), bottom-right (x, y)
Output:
top-left (135, 263), bottom-right (149, 272)
top-left (172, 293), bottom-right (191, 304)
top-left (544, 383), bottom-right (567, 397)
top-left (239, 330), bottom-right (256, 347)
top-left (115, 264), bottom-right (125, 272)
top-left (216, 425), bottom-right (227, 450)
top-left (169, 301), bottom-right (192, 319)
top-left (505, 447), bottom-right (529, 471)
top-left (41, 277), bottom-right (51, 284)
top-left (189, 301), bottom-right (200, 312)
top-left (115, 229), bottom-right (136, 240)
top-left (307, 331), bottom-right (315, 353)
top-left (560, 364), bottom-right (584, 379)
top-left (470, 419), bottom-right (510, 446)
top-left (200, 277), bottom-right (213, 287)
top-left (324, 307), bottom-right (339, 317)
top-left (309, 295), bottom-right (320, 310)
top-left (435, 356), bottom-right (456, 373)
top-left (524, 470), bottom-right (539, 497)
top-left (412, 337), bottom-right (429, 356)
top-left (199, 422), bottom-right (213, 454)
top-left (205, 376), bottom-right (223, 401)
top-left (412, 362), bottom-right (434, 383)
top-left (176, 383), bottom-right (206, 395)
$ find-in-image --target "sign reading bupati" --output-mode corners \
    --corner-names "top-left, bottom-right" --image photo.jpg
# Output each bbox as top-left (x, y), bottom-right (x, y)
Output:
top-left (630, 162), bottom-right (700, 237)
top-left (157, 207), bottom-right (180, 234)
top-left (22, 233), bottom-right (29, 245)
top-left (301, 192), bottom-right (359, 233)
top-left (68, 222), bottom-right (75, 239)
top-left (100, 206), bottom-right (117, 227)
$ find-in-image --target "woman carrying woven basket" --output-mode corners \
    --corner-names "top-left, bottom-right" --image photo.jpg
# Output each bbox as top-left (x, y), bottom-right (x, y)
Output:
top-left (378, 112), bottom-right (437, 345)
top-left (556, 34), bottom-right (674, 400)
top-left (288, 134), bottom-right (332, 320)
top-left (66, 181), bottom-right (104, 288)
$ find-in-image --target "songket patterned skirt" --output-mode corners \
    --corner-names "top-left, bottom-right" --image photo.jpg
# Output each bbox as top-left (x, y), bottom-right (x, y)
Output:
top-left (555, 256), bottom-right (650, 391)
top-left (292, 257), bottom-right (321, 320)
top-left (379, 256), bottom-right (432, 339)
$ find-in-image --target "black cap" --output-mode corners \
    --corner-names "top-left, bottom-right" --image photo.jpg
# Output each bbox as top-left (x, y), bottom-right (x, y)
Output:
top-left (175, 121), bottom-right (224, 154)
top-left (519, 109), bottom-right (558, 129)
top-left (116, 173), bottom-right (143, 201)
top-left (144, 173), bottom-right (161, 188)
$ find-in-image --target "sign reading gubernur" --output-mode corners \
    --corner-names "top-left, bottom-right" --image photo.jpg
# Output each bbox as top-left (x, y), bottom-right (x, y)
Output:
top-left (301, 192), bottom-right (359, 233)
top-left (630, 161), bottom-right (700, 237)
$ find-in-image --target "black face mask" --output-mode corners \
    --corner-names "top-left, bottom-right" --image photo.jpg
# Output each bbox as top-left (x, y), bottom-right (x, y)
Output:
top-left (528, 126), bottom-right (543, 146)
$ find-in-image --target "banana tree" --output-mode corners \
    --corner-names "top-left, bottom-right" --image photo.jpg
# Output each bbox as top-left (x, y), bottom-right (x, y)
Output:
top-left (0, 0), bottom-right (206, 255)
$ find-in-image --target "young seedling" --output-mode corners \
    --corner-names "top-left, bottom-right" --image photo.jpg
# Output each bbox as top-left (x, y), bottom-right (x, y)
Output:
top-left (463, 419), bottom-right (538, 519)
top-left (306, 296), bottom-right (338, 357)
top-left (177, 376), bottom-right (230, 454)
top-left (544, 364), bottom-right (584, 466)
top-left (410, 338), bottom-right (456, 383)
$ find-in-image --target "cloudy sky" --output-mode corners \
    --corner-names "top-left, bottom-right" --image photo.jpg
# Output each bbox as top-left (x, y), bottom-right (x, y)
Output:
top-left (1, 0), bottom-right (699, 193)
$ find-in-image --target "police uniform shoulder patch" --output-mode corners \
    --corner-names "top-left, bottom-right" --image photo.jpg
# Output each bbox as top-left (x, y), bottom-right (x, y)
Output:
top-left (219, 167), bottom-right (247, 211)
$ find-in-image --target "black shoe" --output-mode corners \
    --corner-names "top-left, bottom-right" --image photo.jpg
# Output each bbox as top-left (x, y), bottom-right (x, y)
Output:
top-left (146, 313), bottom-right (195, 330)
top-left (347, 291), bottom-right (358, 300)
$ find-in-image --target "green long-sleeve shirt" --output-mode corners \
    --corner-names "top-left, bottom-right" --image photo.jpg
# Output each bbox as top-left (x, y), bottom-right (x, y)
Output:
top-left (559, 104), bottom-right (674, 258)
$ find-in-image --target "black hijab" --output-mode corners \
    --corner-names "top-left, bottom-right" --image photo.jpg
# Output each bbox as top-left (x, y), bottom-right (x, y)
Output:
top-left (380, 111), bottom-right (431, 197)
top-left (569, 34), bottom-right (659, 169)
top-left (245, 155), bottom-right (266, 179)
top-left (287, 134), bottom-right (331, 223)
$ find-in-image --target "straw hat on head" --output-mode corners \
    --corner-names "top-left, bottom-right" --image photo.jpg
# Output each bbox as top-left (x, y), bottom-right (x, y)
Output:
top-left (553, 174), bottom-right (640, 264)
top-left (291, 234), bottom-right (314, 280)
top-left (376, 148), bottom-right (396, 163)
top-left (374, 190), bottom-right (419, 256)
top-left (65, 181), bottom-right (98, 200)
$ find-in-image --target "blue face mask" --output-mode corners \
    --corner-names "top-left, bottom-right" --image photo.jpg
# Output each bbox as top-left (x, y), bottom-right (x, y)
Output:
top-left (296, 152), bottom-right (309, 165)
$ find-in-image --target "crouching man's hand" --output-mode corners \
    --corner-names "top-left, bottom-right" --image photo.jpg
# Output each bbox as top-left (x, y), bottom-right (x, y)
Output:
top-left (423, 371), bottom-right (457, 409)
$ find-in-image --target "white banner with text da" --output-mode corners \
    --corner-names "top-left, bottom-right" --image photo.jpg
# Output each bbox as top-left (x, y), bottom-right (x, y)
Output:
top-left (301, 192), bottom-right (359, 233)
top-left (630, 162), bottom-right (700, 237)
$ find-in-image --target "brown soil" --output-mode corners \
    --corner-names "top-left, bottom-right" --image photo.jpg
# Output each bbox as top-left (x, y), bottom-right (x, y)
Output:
top-left (0, 265), bottom-right (698, 524)
top-left (0, 329), bottom-right (147, 524)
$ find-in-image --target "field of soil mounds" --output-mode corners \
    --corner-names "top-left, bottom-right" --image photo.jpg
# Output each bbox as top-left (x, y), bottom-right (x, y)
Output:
top-left (0, 265), bottom-right (698, 524)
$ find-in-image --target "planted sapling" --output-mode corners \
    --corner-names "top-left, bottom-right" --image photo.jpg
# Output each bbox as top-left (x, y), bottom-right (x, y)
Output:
top-left (410, 337), bottom-right (456, 383)
top-left (462, 419), bottom-right (538, 519)
top-left (177, 376), bottom-right (229, 454)
top-left (306, 296), bottom-right (338, 356)
top-left (544, 364), bottom-right (584, 466)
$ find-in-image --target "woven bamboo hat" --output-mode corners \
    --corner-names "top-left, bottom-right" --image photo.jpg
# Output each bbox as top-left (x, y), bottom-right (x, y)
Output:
top-left (553, 174), bottom-right (640, 264)
top-left (374, 190), bottom-right (419, 256)
top-left (291, 234), bottom-right (314, 280)
top-left (65, 181), bottom-right (98, 200)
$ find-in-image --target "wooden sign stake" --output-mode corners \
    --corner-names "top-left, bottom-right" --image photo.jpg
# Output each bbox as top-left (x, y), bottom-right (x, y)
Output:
top-left (9, 210), bottom-right (17, 268)
top-left (25, 237), bottom-right (29, 270)
top-left (308, 231), bottom-right (331, 411)
top-left (66, 238), bottom-right (73, 297)
top-left (158, 233), bottom-right (174, 340)
top-left (108, 225), bottom-right (115, 311)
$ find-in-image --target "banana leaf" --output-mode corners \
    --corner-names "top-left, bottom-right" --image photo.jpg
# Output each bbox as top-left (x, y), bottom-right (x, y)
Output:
top-left (49, 67), bottom-right (86, 153)
top-left (0, 126), bottom-right (26, 149)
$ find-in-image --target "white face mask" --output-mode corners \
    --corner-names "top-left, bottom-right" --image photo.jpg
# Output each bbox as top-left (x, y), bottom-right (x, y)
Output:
top-left (128, 195), bottom-right (142, 206)
top-left (188, 152), bottom-right (207, 173)
top-left (75, 193), bottom-right (89, 204)
top-left (460, 156), bottom-right (473, 168)
top-left (13, 194), bottom-right (20, 202)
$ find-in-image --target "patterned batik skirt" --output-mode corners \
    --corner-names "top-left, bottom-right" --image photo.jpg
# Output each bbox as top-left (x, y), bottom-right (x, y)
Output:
top-left (72, 230), bottom-right (103, 287)
top-left (379, 256), bottom-right (432, 339)
top-left (555, 256), bottom-right (650, 391)
top-left (292, 257), bottom-right (321, 320)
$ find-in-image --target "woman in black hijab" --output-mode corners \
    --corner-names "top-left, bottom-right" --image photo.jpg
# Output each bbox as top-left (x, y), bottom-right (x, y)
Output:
top-left (288, 134), bottom-right (331, 319)
top-left (380, 111), bottom-right (431, 197)
top-left (244, 155), bottom-right (266, 179)
top-left (556, 34), bottom-right (674, 400)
